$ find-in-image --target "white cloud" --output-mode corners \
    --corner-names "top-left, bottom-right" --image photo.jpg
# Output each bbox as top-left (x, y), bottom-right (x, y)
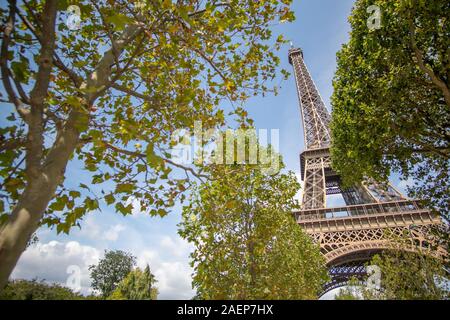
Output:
top-left (12, 240), bottom-right (101, 295)
top-left (155, 261), bottom-right (194, 300)
top-left (102, 224), bottom-right (125, 241)
top-left (136, 246), bottom-right (194, 300)
top-left (155, 237), bottom-right (195, 299)
top-left (76, 215), bottom-right (101, 240)
top-left (136, 236), bottom-right (194, 299)
top-left (160, 236), bottom-right (194, 258)
top-left (75, 216), bottom-right (125, 242)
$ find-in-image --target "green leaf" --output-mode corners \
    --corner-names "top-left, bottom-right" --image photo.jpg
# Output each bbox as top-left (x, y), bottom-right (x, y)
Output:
top-left (105, 193), bottom-right (116, 205)
top-left (65, 96), bottom-right (82, 108)
top-left (115, 183), bottom-right (134, 194)
top-left (115, 202), bottom-right (132, 215)
top-left (146, 144), bottom-right (164, 169)
top-left (105, 14), bottom-right (134, 30)
top-left (11, 59), bottom-right (30, 83)
top-left (69, 191), bottom-right (81, 198)
top-left (50, 198), bottom-right (66, 211)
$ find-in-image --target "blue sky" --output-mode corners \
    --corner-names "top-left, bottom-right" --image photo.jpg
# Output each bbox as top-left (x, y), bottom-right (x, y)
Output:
top-left (9, 0), bottom-right (413, 299)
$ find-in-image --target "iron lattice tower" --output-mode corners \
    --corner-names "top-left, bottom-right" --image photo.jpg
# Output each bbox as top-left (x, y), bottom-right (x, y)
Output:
top-left (288, 48), bottom-right (443, 295)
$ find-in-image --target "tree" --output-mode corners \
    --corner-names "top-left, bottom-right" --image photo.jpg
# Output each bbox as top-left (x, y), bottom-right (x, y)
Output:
top-left (367, 251), bottom-right (449, 300)
top-left (108, 265), bottom-right (158, 300)
top-left (0, 278), bottom-right (92, 300)
top-left (330, 0), bottom-right (450, 219)
top-left (89, 249), bottom-right (136, 298)
top-left (334, 277), bottom-right (362, 300)
top-left (0, 0), bottom-right (295, 289)
top-left (179, 142), bottom-right (328, 299)
top-left (336, 251), bottom-right (449, 300)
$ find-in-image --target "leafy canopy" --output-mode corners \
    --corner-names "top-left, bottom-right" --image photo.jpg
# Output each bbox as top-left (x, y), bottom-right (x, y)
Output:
top-left (179, 141), bottom-right (328, 299)
top-left (89, 249), bottom-right (136, 298)
top-left (108, 265), bottom-right (158, 300)
top-left (330, 0), bottom-right (450, 218)
top-left (0, 278), bottom-right (96, 300)
top-left (0, 0), bottom-right (294, 232)
top-left (336, 250), bottom-right (449, 300)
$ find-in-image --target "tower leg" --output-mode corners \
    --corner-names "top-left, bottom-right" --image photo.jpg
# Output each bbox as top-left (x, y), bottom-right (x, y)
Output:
top-left (302, 156), bottom-right (327, 209)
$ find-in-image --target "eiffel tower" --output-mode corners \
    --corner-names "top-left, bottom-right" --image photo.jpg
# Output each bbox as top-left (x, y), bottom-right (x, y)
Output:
top-left (288, 47), bottom-right (443, 295)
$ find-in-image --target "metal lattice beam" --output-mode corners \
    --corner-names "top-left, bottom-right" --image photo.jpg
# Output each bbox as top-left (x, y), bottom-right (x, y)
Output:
top-left (289, 48), bottom-right (331, 150)
top-left (322, 261), bottom-right (368, 295)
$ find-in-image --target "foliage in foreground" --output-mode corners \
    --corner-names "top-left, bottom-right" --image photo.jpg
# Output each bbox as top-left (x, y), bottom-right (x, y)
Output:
top-left (179, 146), bottom-right (328, 299)
top-left (108, 265), bottom-right (158, 300)
top-left (330, 0), bottom-right (450, 219)
top-left (0, 279), bottom-right (95, 300)
top-left (335, 250), bottom-right (450, 300)
top-left (334, 280), bottom-right (362, 300)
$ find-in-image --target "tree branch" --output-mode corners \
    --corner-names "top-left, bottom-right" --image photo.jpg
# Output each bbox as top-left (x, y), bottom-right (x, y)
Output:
top-left (85, 21), bottom-right (144, 103)
top-left (109, 83), bottom-right (155, 103)
top-left (25, 0), bottom-right (58, 179)
top-left (0, 0), bottom-right (30, 121)
top-left (408, 17), bottom-right (450, 107)
top-left (14, 2), bottom-right (83, 88)
top-left (101, 141), bottom-right (208, 181)
top-left (8, 69), bottom-right (29, 103)
top-left (187, 2), bottom-right (232, 18)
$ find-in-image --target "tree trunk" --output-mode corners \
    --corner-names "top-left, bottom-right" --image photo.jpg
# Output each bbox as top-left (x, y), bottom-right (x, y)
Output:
top-left (0, 174), bottom-right (60, 290)
top-left (0, 108), bottom-right (82, 291)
